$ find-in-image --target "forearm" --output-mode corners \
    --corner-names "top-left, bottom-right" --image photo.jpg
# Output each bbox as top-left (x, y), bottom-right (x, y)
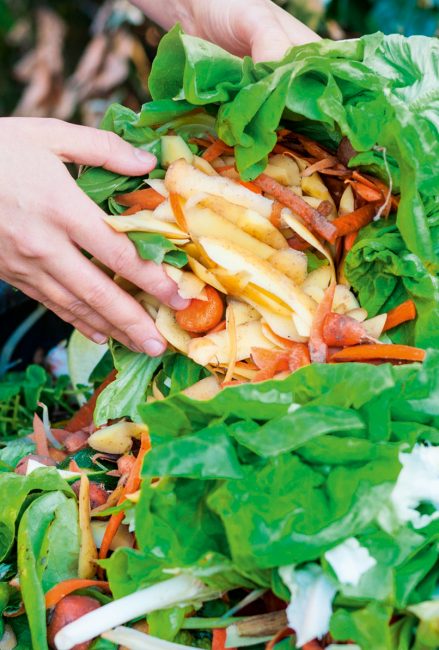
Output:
top-left (130, 0), bottom-right (194, 33)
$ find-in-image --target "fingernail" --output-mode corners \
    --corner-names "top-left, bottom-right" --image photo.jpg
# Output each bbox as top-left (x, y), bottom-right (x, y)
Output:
top-left (142, 338), bottom-right (167, 356)
top-left (134, 148), bottom-right (157, 167)
top-left (91, 333), bottom-right (108, 345)
top-left (170, 294), bottom-right (190, 310)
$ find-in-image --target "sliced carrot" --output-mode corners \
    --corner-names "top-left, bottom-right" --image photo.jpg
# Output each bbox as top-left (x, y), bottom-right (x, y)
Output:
top-left (207, 319), bottom-right (227, 334)
top-left (288, 343), bottom-right (311, 371)
top-left (237, 179), bottom-right (263, 194)
top-left (122, 204), bottom-right (142, 216)
top-left (287, 235), bottom-right (311, 251)
top-left (116, 188), bottom-right (165, 210)
top-left (255, 173), bottom-right (337, 242)
top-left (296, 133), bottom-right (335, 160)
top-left (383, 299), bottom-right (417, 332)
top-left (351, 171), bottom-right (379, 190)
top-left (251, 348), bottom-right (290, 382)
top-left (308, 282), bottom-right (336, 363)
top-left (176, 285), bottom-right (224, 333)
top-left (344, 230), bottom-right (358, 252)
top-left (65, 370), bottom-right (117, 433)
top-left (169, 192), bottom-right (188, 232)
top-left (265, 628), bottom-right (292, 650)
top-left (99, 432), bottom-right (151, 562)
top-left (302, 156), bottom-right (338, 177)
top-left (45, 579), bottom-right (110, 609)
top-left (322, 313), bottom-right (375, 347)
top-left (348, 180), bottom-right (384, 203)
top-left (31, 413), bottom-right (50, 457)
top-left (330, 203), bottom-right (377, 243)
top-left (189, 137), bottom-right (212, 148)
top-left (213, 628), bottom-right (234, 650)
top-left (330, 344), bottom-right (425, 363)
top-left (202, 139), bottom-right (234, 162)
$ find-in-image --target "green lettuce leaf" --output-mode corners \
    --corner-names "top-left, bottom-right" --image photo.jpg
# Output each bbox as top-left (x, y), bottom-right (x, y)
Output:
top-left (128, 232), bottom-right (188, 268)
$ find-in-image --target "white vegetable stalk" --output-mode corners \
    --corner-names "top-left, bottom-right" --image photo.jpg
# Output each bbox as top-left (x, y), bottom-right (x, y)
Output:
top-left (54, 575), bottom-right (206, 650)
top-left (102, 626), bottom-right (196, 650)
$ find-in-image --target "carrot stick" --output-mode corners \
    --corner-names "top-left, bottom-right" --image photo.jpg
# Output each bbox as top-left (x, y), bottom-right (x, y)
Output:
top-left (32, 413), bottom-right (50, 457)
top-left (383, 299), bottom-right (417, 331)
top-left (330, 344), bottom-right (425, 363)
top-left (348, 181), bottom-right (383, 203)
top-left (169, 192), bottom-right (188, 232)
top-left (255, 173), bottom-right (337, 242)
top-left (237, 179), bottom-right (263, 194)
top-left (99, 432), bottom-right (151, 562)
top-left (121, 204), bottom-right (142, 216)
top-left (344, 230), bottom-right (358, 252)
top-left (308, 282), bottom-right (336, 363)
top-left (330, 203), bottom-right (377, 243)
top-left (65, 370), bottom-right (117, 433)
top-left (176, 286), bottom-right (224, 333)
top-left (116, 188), bottom-right (165, 210)
top-left (45, 580), bottom-right (110, 609)
top-left (202, 139), bottom-right (234, 162)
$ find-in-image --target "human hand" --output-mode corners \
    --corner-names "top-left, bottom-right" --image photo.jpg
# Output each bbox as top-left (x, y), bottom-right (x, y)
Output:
top-left (0, 117), bottom-right (188, 355)
top-left (133, 0), bottom-right (319, 61)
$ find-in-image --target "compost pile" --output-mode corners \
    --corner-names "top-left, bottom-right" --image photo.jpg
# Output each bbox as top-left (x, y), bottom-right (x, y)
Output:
top-left (0, 26), bottom-right (438, 650)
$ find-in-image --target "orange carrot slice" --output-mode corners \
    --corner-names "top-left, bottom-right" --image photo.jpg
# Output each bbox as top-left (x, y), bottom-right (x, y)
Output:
top-left (99, 432), bottom-right (151, 562)
top-left (330, 344), bottom-right (425, 363)
top-left (330, 203), bottom-right (377, 243)
top-left (45, 579), bottom-right (110, 609)
top-left (176, 286), bottom-right (224, 334)
top-left (116, 188), bottom-right (165, 210)
top-left (169, 192), bottom-right (188, 232)
top-left (255, 174), bottom-right (337, 242)
top-left (383, 299), bottom-right (417, 331)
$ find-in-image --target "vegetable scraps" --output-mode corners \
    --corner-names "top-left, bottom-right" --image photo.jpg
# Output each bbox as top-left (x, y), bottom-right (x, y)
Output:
top-left (0, 25), bottom-right (438, 650)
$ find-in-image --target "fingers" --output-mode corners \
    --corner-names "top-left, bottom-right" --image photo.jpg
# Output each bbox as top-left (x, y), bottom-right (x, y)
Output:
top-left (43, 119), bottom-right (157, 176)
top-left (66, 189), bottom-right (188, 310)
top-left (250, 7), bottom-right (320, 62)
top-left (14, 281), bottom-right (108, 346)
top-left (45, 246), bottom-right (168, 356)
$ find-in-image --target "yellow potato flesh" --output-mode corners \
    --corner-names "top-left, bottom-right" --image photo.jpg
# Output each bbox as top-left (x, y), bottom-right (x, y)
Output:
top-left (201, 195), bottom-right (288, 250)
top-left (199, 237), bottom-right (315, 328)
top-left (104, 213), bottom-right (188, 239)
top-left (88, 422), bottom-right (147, 455)
top-left (155, 305), bottom-right (193, 354)
top-left (188, 320), bottom-right (275, 366)
top-left (165, 159), bottom-right (273, 217)
top-left (184, 205), bottom-right (275, 260)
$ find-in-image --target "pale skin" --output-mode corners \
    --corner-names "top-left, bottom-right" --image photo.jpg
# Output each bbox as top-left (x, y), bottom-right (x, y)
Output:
top-left (0, 0), bottom-right (318, 355)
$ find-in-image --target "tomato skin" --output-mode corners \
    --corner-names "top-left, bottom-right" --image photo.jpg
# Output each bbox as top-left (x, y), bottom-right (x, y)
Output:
top-left (176, 285), bottom-right (224, 333)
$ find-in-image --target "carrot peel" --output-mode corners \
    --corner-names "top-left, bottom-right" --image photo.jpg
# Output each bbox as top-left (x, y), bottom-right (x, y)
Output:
top-left (45, 579), bottom-right (110, 609)
top-left (330, 344), bottom-right (425, 363)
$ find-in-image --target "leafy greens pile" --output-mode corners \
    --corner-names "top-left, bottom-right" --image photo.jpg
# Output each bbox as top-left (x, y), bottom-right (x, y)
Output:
top-left (103, 350), bottom-right (439, 649)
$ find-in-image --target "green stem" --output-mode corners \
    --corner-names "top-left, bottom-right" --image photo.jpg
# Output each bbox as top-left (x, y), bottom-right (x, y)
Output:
top-left (181, 616), bottom-right (243, 630)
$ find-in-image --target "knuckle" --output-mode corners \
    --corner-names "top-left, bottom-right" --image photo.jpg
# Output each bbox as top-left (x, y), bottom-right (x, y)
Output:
top-left (85, 282), bottom-right (112, 311)
top-left (14, 237), bottom-right (48, 261)
top-left (111, 245), bottom-right (135, 276)
top-left (67, 299), bottom-right (92, 320)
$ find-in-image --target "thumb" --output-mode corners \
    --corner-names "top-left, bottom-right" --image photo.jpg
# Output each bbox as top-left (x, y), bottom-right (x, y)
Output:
top-left (46, 119), bottom-right (157, 175)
